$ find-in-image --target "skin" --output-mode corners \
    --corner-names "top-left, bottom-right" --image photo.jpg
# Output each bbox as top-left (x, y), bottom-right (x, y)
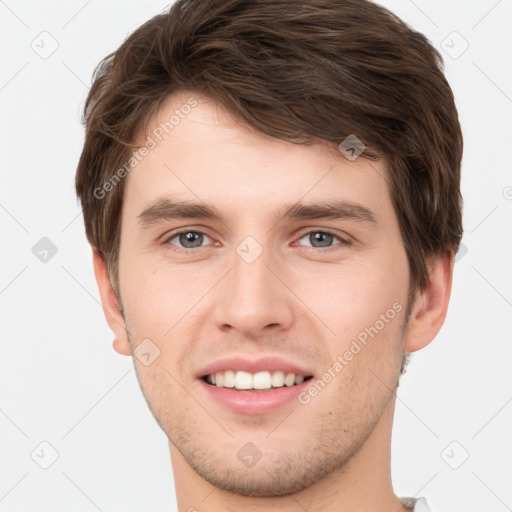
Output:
top-left (93, 91), bottom-right (454, 512)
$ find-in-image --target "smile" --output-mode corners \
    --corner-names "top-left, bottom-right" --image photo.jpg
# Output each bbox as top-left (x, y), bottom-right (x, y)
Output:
top-left (203, 370), bottom-right (313, 390)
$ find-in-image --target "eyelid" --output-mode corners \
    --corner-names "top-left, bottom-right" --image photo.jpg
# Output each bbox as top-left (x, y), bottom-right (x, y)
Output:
top-left (162, 227), bottom-right (352, 252)
top-left (294, 228), bottom-right (352, 249)
top-left (163, 228), bottom-right (214, 249)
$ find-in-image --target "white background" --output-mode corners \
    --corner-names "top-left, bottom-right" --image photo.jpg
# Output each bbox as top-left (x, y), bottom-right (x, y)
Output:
top-left (0, 0), bottom-right (511, 510)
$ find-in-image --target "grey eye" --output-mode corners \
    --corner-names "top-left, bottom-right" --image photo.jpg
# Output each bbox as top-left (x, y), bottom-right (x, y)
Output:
top-left (298, 231), bottom-right (340, 248)
top-left (168, 231), bottom-right (212, 249)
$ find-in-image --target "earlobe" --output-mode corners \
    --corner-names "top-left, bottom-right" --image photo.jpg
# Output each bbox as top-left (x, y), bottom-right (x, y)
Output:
top-left (404, 252), bottom-right (454, 353)
top-left (92, 248), bottom-right (132, 356)
top-left (112, 337), bottom-right (132, 356)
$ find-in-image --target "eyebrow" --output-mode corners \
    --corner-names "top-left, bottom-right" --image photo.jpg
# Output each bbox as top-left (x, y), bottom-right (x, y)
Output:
top-left (137, 198), bottom-right (378, 229)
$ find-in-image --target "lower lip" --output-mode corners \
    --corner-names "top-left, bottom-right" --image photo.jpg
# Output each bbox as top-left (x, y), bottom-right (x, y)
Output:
top-left (198, 378), bottom-right (312, 415)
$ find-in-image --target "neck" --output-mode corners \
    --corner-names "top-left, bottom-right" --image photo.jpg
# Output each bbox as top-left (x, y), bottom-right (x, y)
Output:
top-left (169, 399), bottom-right (410, 512)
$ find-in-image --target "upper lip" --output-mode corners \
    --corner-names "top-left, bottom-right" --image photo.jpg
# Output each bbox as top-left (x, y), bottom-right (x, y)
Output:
top-left (196, 355), bottom-right (315, 379)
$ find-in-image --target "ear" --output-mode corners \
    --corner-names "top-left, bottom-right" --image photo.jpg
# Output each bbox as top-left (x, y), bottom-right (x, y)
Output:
top-left (404, 251), bottom-right (454, 353)
top-left (92, 248), bottom-right (132, 356)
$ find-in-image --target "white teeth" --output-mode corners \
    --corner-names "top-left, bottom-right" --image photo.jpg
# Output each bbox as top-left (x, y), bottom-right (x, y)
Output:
top-left (234, 371), bottom-right (253, 390)
top-left (284, 372), bottom-right (295, 387)
top-left (271, 370), bottom-right (285, 387)
top-left (253, 371), bottom-right (272, 389)
top-left (223, 370), bottom-right (235, 388)
top-left (206, 370), bottom-right (309, 390)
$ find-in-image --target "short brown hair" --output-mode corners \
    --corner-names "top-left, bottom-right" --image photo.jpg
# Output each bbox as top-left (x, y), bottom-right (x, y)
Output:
top-left (75, 0), bottom-right (463, 302)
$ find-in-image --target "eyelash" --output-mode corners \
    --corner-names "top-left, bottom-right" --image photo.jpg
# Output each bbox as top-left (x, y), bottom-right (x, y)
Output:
top-left (162, 228), bottom-right (351, 253)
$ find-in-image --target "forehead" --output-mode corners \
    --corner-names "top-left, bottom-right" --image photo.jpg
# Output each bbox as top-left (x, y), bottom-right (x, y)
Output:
top-left (124, 91), bottom-right (391, 222)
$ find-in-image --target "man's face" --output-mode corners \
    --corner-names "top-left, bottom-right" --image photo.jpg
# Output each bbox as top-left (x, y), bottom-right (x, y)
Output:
top-left (115, 91), bottom-right (412, 496)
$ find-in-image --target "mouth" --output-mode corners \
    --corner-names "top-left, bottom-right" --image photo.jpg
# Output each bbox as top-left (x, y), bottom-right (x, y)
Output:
top-left (201, 370), bottom-right (314, 392)
top-left (195, 355), bottom-right (316, 414)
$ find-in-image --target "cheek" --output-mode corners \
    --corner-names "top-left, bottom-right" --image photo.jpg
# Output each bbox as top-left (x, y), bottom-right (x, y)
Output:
top-left (119, 257), bottom-right (193, 331)
top-left (289, 258), bottom-right (407, 337)
top-left (120, 232), bottom-right (409, 346)
top-left (304, 269), bottom-right (407, 416)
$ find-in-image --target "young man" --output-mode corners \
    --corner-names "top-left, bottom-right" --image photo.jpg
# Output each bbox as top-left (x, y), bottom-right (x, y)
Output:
top-left (75, 1), bottom-right (463, 510)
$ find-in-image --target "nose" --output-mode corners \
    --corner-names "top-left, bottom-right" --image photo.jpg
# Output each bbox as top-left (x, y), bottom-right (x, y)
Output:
top-left (212, 245), bottom-right (295, 338)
